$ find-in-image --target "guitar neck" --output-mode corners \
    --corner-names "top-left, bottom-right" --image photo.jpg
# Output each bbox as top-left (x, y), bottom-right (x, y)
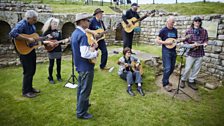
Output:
top-left (133, 15), bottom-right (148, 24)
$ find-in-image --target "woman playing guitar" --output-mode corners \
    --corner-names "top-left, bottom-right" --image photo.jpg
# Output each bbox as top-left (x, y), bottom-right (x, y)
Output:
top-left (42, 17), bottom-right (63, 84)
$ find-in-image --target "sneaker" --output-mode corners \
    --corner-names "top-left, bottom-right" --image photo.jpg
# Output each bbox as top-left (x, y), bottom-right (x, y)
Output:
top-left (100, 66), bottom-right (111, 70)
top-left (179, 80), bottom-right (185, 88)
top-left (32, 88), bottom-right (40, 93)
top-left (137, 86), bottom-right (145, 96)
top-left (163, 85), bottom-right (172, 92)
top-left (23, 92), bottom-right (36, 98)
top-left (57, 78), bottom-right (62, 82)
top-left (48, 77), bottom-right (55, 84)
top-left (77, 113), bottom-right (93, 119)
top-left (49, 80), bottom-right (55, 84)
top-left (127, 87), bottom-right (135, 96)
top-left (188, 82), bottom-right (198, 90)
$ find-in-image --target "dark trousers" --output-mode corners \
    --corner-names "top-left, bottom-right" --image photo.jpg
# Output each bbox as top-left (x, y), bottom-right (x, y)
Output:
top-left (98, 40), bottom-right (108, 69)
top-left (122, 29), bottom-right (134, 49)
top-left (20, 50), bottom-right (36, 94)
top-left (162, 49), bottom-right (176, 86)
top-left (48, 58), bottom-right (61, 80)
top-left (76, 71), bottom-right (94, 117)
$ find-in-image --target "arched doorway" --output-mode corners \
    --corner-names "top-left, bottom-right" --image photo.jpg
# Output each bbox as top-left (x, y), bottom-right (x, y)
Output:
top-left (34, 22), bottom-right (44, 35)
top-left (62, 22), bottom-right (75, 39)
top-left (0, 21), bottom-right (11, 44)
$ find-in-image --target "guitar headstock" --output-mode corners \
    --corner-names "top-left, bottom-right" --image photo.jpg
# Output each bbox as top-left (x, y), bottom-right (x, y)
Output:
top-left (145, 9), bottom-right (156, 17)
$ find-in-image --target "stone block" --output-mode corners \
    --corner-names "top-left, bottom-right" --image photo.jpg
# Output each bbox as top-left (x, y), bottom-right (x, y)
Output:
top-left (218, 35), bottom-right (224, 40)
top-left (214, 40), bottom-right (224, 46)
top-left (218, 30), bottom-right (224, 34)
top-left (218, 24), bottom-right (224, 30)
top-left (219, 53), bottom-right (224, 60)
top-left (216, 65), bottom-right (224, 71)
top-left (212, 18), bottom-right (221, 24)
top-left (203, 57), bottom-right (211, 62)
top-left (205, 83), bottom-right (218, 90)
top-left (210, 58), bottom-right (221, 65)
top-left (208, 68), bottom-right (216, 73)
top-left (212, 46), bottom-right (222, 53)
top-left (204, 46), bottom-right (212, 52)
top-left (210, 53), bottom-right (219, 58)
top-left (205, 53), bottom-right (210, 57)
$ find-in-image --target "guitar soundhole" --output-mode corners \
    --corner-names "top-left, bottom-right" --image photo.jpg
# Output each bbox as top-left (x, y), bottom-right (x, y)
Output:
top-left (28, 41), bottom-right (38, 47)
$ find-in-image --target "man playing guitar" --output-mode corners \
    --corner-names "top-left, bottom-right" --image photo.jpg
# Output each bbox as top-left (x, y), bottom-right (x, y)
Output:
top-left (121, 3), bottom-right (153, 54)
top-left (86, 8), bottom-right (110, 70)
top-left (156, 16), bottom-right (178, 92)
top-left (9, 10), bottom-right (54, 98)
top-left (179, 17), bottom-right (208, 90)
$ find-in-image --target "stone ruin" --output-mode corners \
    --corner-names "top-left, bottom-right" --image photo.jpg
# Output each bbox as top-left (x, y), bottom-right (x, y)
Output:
top-left (0, 3), bottom-right (223, 83)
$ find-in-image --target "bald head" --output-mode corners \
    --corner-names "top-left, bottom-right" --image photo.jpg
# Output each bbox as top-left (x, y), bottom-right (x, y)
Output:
top-left (166, 16), bottom-right (175, 29)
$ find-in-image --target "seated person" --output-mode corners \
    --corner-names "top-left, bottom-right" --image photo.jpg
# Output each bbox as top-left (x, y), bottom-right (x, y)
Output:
top-left (117, 47), bottom-right (145, 96)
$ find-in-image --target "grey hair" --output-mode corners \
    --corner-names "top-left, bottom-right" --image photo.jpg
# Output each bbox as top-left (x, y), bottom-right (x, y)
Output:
top-left (25, 10), bottom-right (38, 19)
top-left (166, 16), bottom-right (175, 22)
top-left (42, 17), bottom-right (60, 33)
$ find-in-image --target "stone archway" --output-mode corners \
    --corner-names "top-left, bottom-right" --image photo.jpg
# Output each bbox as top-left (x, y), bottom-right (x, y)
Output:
top-left (62, 22), bottom-right (75, 39)
top-left (0, 20), bottom-right (11, 44)
top-left (34, 22), bottom-right (44, 35)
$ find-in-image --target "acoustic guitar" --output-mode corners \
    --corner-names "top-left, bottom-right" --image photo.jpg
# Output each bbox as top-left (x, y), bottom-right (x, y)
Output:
top-left (118, 61), bottom-right (143, 75)
top-left (86, 29), bottom-right (111, 46)
top-left (13, 33), bottom-right (49, 55)
top-left (165, 34), bottom-right (191, 49)
top-left (44, 38), bottom-right (70, 51)
top-left (121, 10), bottom-right (155, 33)
top-left (88, 43), bottom-right (98, 64)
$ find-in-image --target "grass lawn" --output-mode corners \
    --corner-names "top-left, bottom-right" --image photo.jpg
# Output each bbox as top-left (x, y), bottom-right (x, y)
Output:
top-left (21, 1), bottom-right (224, 15)
top-left (0, 45), bottom-right (224, 126)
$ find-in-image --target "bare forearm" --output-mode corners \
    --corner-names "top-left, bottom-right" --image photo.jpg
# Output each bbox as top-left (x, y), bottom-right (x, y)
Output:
top-left (15, 34), bottom-right (29, 41)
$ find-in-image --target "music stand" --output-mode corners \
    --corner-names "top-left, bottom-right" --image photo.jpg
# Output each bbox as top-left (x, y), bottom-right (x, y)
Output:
top-left (172, 47), bottom-right (194, 100)
top-left (64, 50), bottom-right (78, 88)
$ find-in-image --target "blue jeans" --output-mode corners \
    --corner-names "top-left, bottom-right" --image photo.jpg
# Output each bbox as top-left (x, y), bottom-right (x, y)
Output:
top-left (98, 40), bottom-right (108, 69)
top-left (76, 71), bottom-right (94, 117)
top-left (162, 49), bottom-right (176, 86)
top-left (120, 71), bottom-right (142, 85)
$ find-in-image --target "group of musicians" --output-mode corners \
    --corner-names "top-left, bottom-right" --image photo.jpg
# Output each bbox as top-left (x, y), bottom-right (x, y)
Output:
top-left (9, 3), bottom-right (208, 119)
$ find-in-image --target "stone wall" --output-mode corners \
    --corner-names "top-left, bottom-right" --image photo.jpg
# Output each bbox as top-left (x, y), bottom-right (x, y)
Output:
top-left (0, 8), bottom-right (223, 79)
top-left (139, 14), bottom-right (224, 79)
top-left (0, 2), bottom-right (52, 12)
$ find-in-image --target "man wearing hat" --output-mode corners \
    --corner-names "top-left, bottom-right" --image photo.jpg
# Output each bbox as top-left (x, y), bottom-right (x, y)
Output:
top-left (179, 16), bottom-right (208, 90)
top-left (71, 13), bottom-right (98, 119)
top-left (122, 3), bottom-right (140, 54)
top-left (87, 8), bottom-right (110, 70)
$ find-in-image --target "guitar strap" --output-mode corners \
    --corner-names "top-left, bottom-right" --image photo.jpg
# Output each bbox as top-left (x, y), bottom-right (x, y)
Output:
top-left (99, 20), bottom-right (106, 31)
top-left (124, 56), bottom-right (133, 72)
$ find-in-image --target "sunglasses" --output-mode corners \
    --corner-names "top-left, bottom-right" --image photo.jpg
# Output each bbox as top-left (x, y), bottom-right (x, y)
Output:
top-left (194, 20), bottom-right (201, 22)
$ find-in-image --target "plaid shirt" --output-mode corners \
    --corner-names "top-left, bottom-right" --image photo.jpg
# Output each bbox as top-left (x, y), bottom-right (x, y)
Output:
top-left (184, 27), bottom-right (208, 57)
